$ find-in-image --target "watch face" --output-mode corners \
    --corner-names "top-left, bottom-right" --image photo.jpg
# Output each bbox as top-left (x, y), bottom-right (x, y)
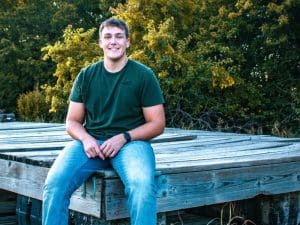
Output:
top-left (124, 132), bottom-right (131, 142)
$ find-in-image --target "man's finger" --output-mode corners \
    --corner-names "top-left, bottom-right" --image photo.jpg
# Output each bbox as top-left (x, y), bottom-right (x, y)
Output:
top-left (100, 144), bottom-right (110, 156)
top-left (98, 151), bottom-right (105, 160)
top-left (110, 150), bottom-right (117, 158)
top-left (85, 151), bottom-right (92, 158)
top-left (93, 145), bottom-right (105, 160)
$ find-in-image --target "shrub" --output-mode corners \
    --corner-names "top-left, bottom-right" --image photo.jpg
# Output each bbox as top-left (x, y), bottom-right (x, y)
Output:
top-left (17, 89), bottom-right (51, 122)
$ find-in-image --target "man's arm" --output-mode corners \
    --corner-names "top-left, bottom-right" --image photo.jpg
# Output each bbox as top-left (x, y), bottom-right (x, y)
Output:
top-left (66, 101), bottom-right (105, 159)
top-left (100, 104), bottom-right (165, 158)
top-left (130, 104), bottom-right (165, 140)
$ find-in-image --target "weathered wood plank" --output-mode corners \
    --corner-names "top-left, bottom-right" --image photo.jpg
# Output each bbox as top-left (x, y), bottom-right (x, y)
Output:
top-left (0, 141), bottom-right (70, 152)
top-left (0, 122), bottom-right (63, 130)
top-left (0, 122), bottom-right (300, 223)
top-left (0, 150), bottom-right (61, 158)
top-left (104, 160), bottom-right (300, 220)
top-left (156, 145), bottom-right (300, 172)
top-left (1, 136), bottom-right (298, 174)
top-left (0, 159), bottom-right (102, 218)
top-left (0, 133), bottom-right (197, 152)
top-left (0, 134), bottom-right (195, 146)
top-left (155, 141), bottom-right (290, 156)
top-left (0, 215), bottom-right (17, 225)
top-left (152, 136), bottom-right (291, 151)
top-left (0, 135), bottom-right (72, 143)
top-left (156, 143), bottom-right (292, 162)
top-left (258, 192), bottom-right (300, 225)
top-left (0, 130), bottom-right (68, 138)
top-left (0, 190), bottom-right (16, 217)
top-left (166, 128), bottom-right (300, 142)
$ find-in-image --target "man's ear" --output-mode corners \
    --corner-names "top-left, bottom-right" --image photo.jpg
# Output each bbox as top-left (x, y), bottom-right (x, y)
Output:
top-left (98, 39), bottom-right (103, 48)
top-left (126, 38), bottom-right (130, 48)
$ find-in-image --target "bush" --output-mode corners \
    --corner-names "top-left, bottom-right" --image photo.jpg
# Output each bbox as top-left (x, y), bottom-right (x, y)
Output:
top-left (17, 89), bottom-right (51, 122)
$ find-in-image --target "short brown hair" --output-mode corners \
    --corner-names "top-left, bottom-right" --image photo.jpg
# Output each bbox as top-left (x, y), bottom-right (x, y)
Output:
top-left (99, 18), bottom-right (129, 38)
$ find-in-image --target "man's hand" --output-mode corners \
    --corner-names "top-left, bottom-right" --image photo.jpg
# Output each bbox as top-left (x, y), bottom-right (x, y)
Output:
top-left (81, 135), bottom-right (105, 160)
top-left (100, 133), bottom-right (127, 158)
top-left (65, 101), bottom-right (106, 159)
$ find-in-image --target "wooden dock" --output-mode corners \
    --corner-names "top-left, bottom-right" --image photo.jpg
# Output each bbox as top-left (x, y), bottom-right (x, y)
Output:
top-left (0, 122), bottom-right (300, 225)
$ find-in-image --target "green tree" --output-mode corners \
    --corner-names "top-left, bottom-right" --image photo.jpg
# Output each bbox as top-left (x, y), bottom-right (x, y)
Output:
top-left (41, 26), bottom-right (100, 121)
top-left (0, 0), bottom-right (121, 113)
top-left (14, 0), bottom-right (299, 136)
top-left (113, 0), bottom-right (299, 135)
top-left (113, 0), bottom-right (248, 129)
top-left (17, 89), bottom-right (50, 122)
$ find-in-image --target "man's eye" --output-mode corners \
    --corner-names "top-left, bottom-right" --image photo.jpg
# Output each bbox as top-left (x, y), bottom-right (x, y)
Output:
top-left (104, 36), bottom-right (111, 39)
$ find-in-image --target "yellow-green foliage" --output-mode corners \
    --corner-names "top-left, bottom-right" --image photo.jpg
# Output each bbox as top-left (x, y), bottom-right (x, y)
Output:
top-left (0, 0), bottom-right (117, 113)
top-left (114, 0), bottom-right (238, 89)
top-left (111, 0), bottom-right (245, 128)
top-left (17, 89), bottom-right (50, 122)
top-left (29, 0), bottom-right (299, 136)
top-left (41, 26), bottom-right (101, 120)
top-left (17, 25), bottom-right (101, 122)
top-left (112, 0), bottom-right (299, 134)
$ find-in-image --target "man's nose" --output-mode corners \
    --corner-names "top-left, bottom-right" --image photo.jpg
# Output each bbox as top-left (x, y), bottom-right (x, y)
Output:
top-left (110, 36), bottom-right (117, 44)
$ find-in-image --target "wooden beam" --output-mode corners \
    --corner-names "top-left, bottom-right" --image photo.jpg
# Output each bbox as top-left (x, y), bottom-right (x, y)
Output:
top-left (103, 161), bottom-right (300, 220)
top-left (0, 159), bottom-right (102, 218)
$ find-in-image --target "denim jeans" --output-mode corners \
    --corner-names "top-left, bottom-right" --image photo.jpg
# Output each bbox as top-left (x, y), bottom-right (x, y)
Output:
top-left (42, 140), bottom-right (157, 225)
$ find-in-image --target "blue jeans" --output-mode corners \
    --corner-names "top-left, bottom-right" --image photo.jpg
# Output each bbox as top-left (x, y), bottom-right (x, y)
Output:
top-left (42, 140), bottom-right (157, 225)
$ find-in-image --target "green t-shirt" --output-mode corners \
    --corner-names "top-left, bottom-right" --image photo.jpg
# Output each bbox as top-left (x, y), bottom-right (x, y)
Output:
top-left (69, 59), bottom-right (164, 140)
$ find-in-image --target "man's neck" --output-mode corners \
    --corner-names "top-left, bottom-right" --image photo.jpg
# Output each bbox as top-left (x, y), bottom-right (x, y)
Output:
top-left (104, 56), bottom-right (128, 73)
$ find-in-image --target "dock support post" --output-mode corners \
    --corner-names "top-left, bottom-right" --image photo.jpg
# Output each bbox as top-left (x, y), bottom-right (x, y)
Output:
top-left (260, 192), bottom-right (300, 225)
top-left (158, 212), bottom-right (167, 225)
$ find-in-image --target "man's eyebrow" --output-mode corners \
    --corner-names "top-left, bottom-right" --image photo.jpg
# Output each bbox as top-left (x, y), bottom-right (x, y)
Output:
top-left (103, 32), bottom-right (125, 36)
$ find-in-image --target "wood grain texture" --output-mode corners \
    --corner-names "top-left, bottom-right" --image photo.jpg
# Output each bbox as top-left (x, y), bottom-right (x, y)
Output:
top-left (0, 159), bottom-right (102, 218)
top-left (103, 161), bottom-right (300, 220)
top-left (0, 122), bottom-right (300, 221)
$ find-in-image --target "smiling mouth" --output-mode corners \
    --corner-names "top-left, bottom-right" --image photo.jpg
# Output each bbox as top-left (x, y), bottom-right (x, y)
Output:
top-left (108, 47), bottom-right (120, 51)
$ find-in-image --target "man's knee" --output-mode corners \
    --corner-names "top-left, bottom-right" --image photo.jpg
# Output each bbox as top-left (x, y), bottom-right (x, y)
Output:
top-left (126, 174), bottom-right (156, 196)
top-left (43, 174), bottom-right (62, 197)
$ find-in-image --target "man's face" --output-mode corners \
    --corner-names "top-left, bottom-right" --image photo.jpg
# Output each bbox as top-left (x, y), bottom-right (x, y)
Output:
top-left (99, 26), bottom-right (130, 61)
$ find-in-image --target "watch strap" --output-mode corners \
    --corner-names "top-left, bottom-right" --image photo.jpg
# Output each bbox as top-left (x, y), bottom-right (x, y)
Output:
top-left (123, 132), bottom-right (131, 143)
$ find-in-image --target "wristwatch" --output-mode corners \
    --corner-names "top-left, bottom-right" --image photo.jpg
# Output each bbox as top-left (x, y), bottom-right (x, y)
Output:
top-left (123, 131), bottom-right (131, 143)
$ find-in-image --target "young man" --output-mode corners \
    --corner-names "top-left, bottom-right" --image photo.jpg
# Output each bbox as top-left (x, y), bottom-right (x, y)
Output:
top-left (42, 18), bottom-right (165, 225)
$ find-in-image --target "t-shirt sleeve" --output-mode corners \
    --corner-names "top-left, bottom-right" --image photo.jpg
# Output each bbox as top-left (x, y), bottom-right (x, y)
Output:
top-left (141, 70), bottom-right (165, 107)
top-left (69, 70), bottom-right (84, 103)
